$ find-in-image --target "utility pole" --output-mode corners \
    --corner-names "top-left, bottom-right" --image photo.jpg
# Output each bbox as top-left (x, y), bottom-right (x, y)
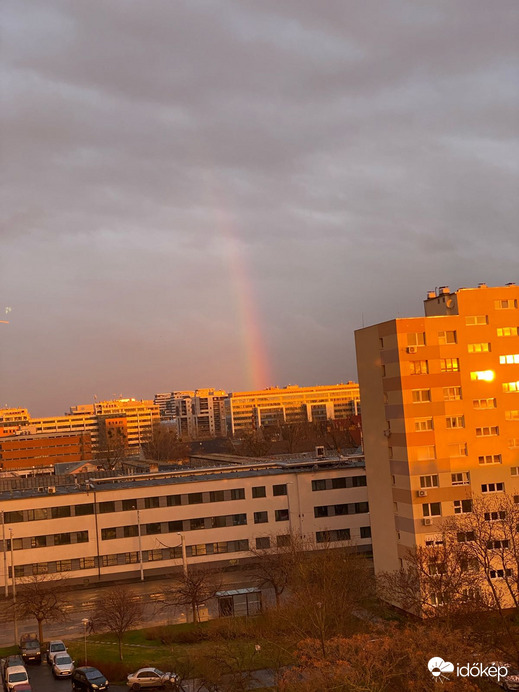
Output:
top-left (137, 510), bottom-right (144, 582)
top-left (1, 510), bottom-right (8, 598)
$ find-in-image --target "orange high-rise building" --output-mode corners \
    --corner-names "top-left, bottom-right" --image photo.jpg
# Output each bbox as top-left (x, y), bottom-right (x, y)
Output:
top-left (355, 283), bottom-right (519, 580)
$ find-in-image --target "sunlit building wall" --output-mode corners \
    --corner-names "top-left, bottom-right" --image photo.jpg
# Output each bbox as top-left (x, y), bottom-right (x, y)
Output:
top-left (355, 283), bottom-right (519, 581)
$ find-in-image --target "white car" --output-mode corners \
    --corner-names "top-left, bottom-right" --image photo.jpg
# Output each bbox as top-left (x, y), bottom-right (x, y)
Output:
top-left (52, 653), bottom-right (75, 678)
top-left (127, 667), bottom-right (179, 689)
top-left (46, 640), bottom-right (67, 663)
top-left (4, 665), bottom-right (30, 691)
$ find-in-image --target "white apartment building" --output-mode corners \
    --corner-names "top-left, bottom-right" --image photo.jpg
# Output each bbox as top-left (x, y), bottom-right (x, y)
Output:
top-left (0, 456), bottom-right (371, 589)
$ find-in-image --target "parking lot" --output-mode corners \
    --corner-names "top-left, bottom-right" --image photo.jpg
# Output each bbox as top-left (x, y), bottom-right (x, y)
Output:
top-left (6, 661), bottom-right (126, 692)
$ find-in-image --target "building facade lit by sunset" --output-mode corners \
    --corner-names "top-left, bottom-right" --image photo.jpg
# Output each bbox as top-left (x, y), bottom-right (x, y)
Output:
top-left (0, 399), bottom-right (159, 455)
top-left (226, 383), bottom-right (360, 436)
top-left (154, 389), bottom-right (228, 438)
top-left (355, 283), bottom-right (519, 581)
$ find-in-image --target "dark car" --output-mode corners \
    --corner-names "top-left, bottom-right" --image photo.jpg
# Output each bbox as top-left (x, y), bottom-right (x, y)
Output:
top-left (71, 667), bottom-right (109, 691)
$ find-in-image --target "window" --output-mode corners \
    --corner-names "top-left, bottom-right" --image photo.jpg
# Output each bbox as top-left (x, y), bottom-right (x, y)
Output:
top-left (190, 517), bottom-right (205, 530)
top-left (51, 506), bottom-right (71, 519)
top-left (446, 416), bottom-right (464, 429)
top-left (144, 497), bottom-right (160, 509)
top-left (416, 446), bottom-right (436, 460)
top-left (473, 398), bottom-right (497, 409)
top-left (255, 537), bottom-right (270, 549)
top-left (312, 480), bottom-right (326, 491)
top-left (76, 531), bottom-right (88, 543)
top-left (231, 488), bottom-right (245, 500)
top-left (487, 539), bottom-right (509, 549)
top-left (451, 472), bottom-right (470, 486)
top-left (56, 560), bottom-right (72, 572)
top-left (98, 502), bottom-right (115, 514)
top-left (457, 531), bottom-right (475, 543)
top-left (79, 557), bottom-right (95, 569)
top-left (505, 410), bottom-right (519, 420)
top-left (482, 482), bottom-right (504, 493)
top-left (54, 533), bottom-right (71, 545)
top-left (32, 563), bottom-right (49, 574)
top-left (420, 475), bottom-right (439, 488)
top-left (468, 343), bottom-right (491, 353)
top-left (476, 426), bottom-right (499, 437)
top-left (485, 511), bottom-right (506, 521)
top-left (443, 386), bottom-right (462, 401)
top-left (360, 526), bottom-right (371, 539)
top-left (252, 486), bottom-right (266, 498)
top-left (75, 503), bottom-right (94, 516)
top-left (500, 354), bottom-right (519, 364)
top-left (314, 506), bottom-right (329, 518)
top-left (101, 554), bottom-right (118, 567)
top-left (407, 332), bottom-right (426, 346)
top-left (440, 358), bottom-right (459, 372)
top-left (31, 536), bottom-right (47, 548)
top-left (232, 513), bottom-right (247, 526)
top-left (490, 569), bottom-right (513, 579)
top-left (355, 502), bottom-right (369, 514)
top-left (412, 389), bottom-right (431, 403)
top-left (188, 493), bottom-right (203, 505)
top-left (121, 499), bottom-right (137, 511)
top-left (275, 509), bottom-right (289, 522)
top-left (495, 299), bottom-right (517, 309)
top-left (497, 327), bottom-right (518, 337)
top-left (252, 511), bottom-right (267, 525)
top-left (503, 381), bottom-right (519, 392)
top-left (512, 467), bottom-right (519, 476)
top-left (124, 525), bottom-right (138, 537)
top-left (448, 442), bottom-right (468, 457)
top-left (167, 495), bottom-right (181, 507)
top-left (273, 484), bottom-right (287, 496)
top-left (5, 510), bottom-right (24, 523)
top-left (101, 528), bottom-right (117, 540)
top-left (454, 500), bottom-right (472, 514)
top-left (471, 370), bottom-right (495, 382)
top-left (422, 503), bottom-right (441, 517)
top-left (415, 418), bottom-right (434, 432)
top-left (145, 522), bottom-right (161, 535)
top-left (211, 516), bottom-right (226, 528)
top-left (332, 477), bottom-right (346, 489)
top-left (478, 454), bottom-right (501, 465)
top-left (125, 552), bottom-right (139, 564)
top-left (148, 549), bottom-right (163, 561)
top-left (466, 315), bottom-right (488, 325)
top-left (410, 360), bottom-right (429, 375)
top-left (511, 439), bottom-right (519, 448)
top-left (209, 490), bottom-right (225, 503)
top-left (438, 330), bottom-right (457, 344)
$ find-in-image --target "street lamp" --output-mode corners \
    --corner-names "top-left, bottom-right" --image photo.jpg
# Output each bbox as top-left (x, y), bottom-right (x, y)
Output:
top-left (81, 618), bottom-right (90, 665)
top-left (9, 529), bottom-right (18, 644)
top-left (177, 533), bottom-right (188, 578)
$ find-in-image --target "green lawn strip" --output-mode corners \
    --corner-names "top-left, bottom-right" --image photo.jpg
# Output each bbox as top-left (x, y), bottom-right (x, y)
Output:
top-left (0, 645), bottom-right (18, 658)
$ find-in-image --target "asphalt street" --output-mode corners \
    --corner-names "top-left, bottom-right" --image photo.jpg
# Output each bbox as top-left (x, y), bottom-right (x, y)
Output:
top-left (13, 661), bottom-right (127, 692)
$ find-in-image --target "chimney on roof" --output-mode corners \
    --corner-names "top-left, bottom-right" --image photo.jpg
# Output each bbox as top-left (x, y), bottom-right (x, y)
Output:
top-left (427, 291), bottom-right (436, 299)
top-left (478, 282), bottom-right (487, 288)
top-left (439, 286), bottom-right (450, 295)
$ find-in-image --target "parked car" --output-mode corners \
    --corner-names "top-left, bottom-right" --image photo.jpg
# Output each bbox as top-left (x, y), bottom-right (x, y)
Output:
top-left (4, 665), bottom-right (30, 691)
top-left (52, 653), bottom-right (75, 678)
top-left (46, 640), bottom-right (67, 663)
top-left (1, 656), bottom-right (24, 678)
top-left (127, 667), bottom-right (179, 689)
top-left (71, 666), bottom-right (109, 691)
top-left (19, 634), bottom-right (41, 665)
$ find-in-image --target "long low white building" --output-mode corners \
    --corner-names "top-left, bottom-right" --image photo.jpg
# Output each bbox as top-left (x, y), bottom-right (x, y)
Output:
top-left (0, 455), bottom-right (371, 588)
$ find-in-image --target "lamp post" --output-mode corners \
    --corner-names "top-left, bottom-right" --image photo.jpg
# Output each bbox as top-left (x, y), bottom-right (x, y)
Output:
top-left (137, 510), bottom-right (144, 582)
top-left (1, 510), bottom-right (8, 598)
top-left (9, 528), bottom-right (18, 643)
top-left (177, 533), bottom-right (188, 578)
top-left (81, 618), bottom-right (90, 665)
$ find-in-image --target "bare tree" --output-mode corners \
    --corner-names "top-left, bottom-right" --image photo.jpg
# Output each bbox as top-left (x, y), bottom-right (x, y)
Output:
top-left (249, 534), bottom-right (303, 607)
top-left (16, 573), bottom-right (70, 643)
top-left (90, 585), bottom-right (143, 660)
top-left (163, 567), bottom-right (221, 623)
top-left (142, 423), bottom-right (190, 462)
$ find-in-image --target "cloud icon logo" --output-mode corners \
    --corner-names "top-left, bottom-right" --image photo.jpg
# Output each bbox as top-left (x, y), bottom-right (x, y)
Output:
top-left (428, 657), bottom-right (454, 680)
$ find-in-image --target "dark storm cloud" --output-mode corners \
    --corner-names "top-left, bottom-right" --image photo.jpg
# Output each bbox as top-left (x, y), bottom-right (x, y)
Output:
top-left (1, 0), bottom-right (518, 414)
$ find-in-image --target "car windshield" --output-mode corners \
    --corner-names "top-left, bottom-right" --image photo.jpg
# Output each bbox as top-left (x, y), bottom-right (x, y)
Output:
top-left (9, 673), bottom-right (28, 682)
top-left (86, 670), bottom-right (105, 681)
top-left (25, 642), bottom-right (39, 650)
top-left (52, 644), bottom-right (66, 652)
top-left (55, 655), bottom-right (72, 665)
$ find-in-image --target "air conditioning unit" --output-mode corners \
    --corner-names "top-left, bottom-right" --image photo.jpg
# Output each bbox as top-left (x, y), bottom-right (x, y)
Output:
top-left (47, 486), bottom-right (56, 494)
top-left (407, 346), bottom-right (417, 354)
top-left (418, 489), bottom-right (428, 497)
top-left (423, 518), bottom-right (433, 526)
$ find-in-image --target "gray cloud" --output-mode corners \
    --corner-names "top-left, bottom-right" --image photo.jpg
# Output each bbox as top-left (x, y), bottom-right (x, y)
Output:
top-left (1, 0), bottom-right (518, 415)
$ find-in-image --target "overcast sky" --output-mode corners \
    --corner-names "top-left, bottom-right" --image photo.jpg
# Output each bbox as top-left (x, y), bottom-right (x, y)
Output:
top-left (1, 0), bottom-right (518, 416)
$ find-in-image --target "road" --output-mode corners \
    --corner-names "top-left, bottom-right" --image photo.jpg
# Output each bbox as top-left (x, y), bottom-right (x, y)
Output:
top-left (0, 570), bottom-right (259, 647)
top-left (19, 661), bottom-right (127, 692)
